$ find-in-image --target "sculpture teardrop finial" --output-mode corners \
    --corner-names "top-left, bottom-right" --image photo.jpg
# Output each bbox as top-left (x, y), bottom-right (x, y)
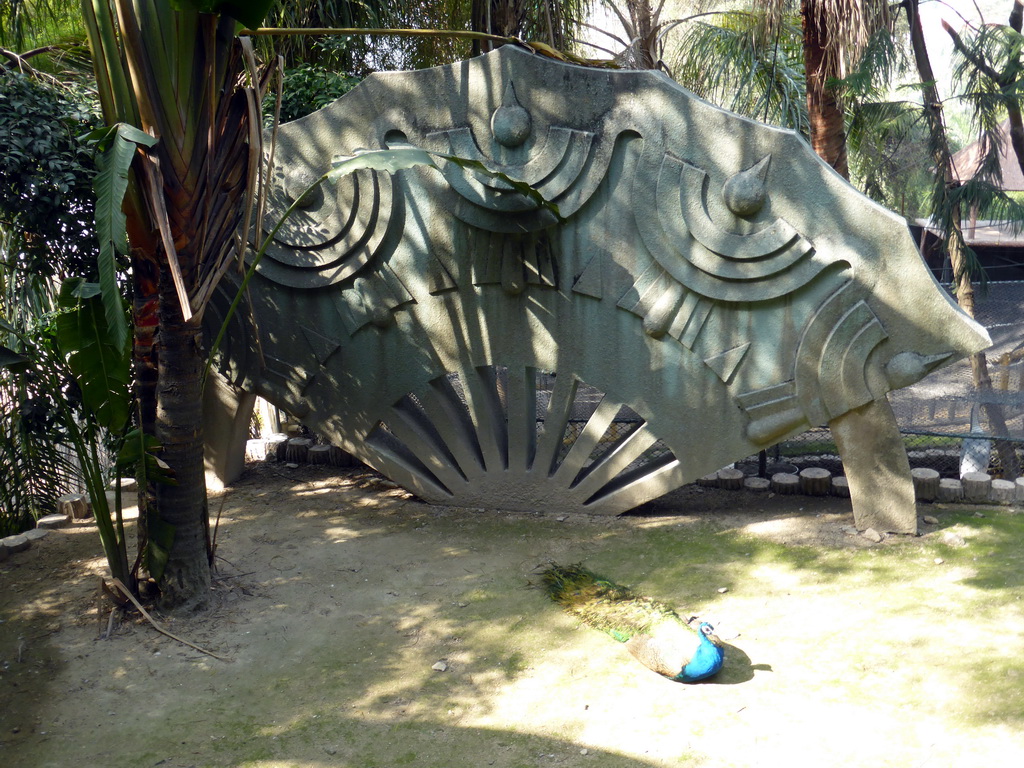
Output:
top-left (723, 156), bottom-right (770, 217)
top-left (491, 81), bottom-right (532, 148)
top-left (283, 166), bottom-right (324, 209)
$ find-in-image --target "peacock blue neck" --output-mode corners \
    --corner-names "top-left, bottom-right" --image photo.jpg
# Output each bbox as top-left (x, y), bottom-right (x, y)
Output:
top-left (674, 624), bottom-right (725, 683)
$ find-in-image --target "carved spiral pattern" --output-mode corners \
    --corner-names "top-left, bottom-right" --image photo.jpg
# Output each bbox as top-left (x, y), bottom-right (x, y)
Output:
top-left (250, 163), bottom-right (395, 289)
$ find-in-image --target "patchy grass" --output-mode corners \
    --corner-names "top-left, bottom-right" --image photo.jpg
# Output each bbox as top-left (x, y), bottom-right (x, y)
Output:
top-left (2, 467), bottom-right (1023, 767)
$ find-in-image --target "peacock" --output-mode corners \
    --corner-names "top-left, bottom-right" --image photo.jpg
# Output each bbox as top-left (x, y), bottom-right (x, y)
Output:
top-left (538, 563), bottom-right (724, 683)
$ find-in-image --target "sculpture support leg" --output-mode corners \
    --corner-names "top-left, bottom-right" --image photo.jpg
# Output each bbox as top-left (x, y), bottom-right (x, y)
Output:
top-left (829, 397), bottom-right (917, 534)
top-left (203, 373), bottom-right (257, 491)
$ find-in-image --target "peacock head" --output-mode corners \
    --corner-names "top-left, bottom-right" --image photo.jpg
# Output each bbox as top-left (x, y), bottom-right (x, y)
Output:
top-left (675, 622), bottom-right (725, 682)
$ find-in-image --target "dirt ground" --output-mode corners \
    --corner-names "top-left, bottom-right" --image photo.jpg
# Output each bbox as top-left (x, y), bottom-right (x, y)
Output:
top-left (2, 462), bottom-right (1023, 768)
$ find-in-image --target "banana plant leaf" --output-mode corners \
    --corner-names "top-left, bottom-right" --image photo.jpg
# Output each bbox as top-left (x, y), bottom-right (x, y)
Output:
top-left (92, 123), bottom-right (156, 354)
top-left (0, 344), bottom-right (29, 371)
top-left (329, 147), bottom-right (565, 222)
top-left (55, 279), bottom-right (131, 434)
top-left (171, 0), bottom-right (275, 30)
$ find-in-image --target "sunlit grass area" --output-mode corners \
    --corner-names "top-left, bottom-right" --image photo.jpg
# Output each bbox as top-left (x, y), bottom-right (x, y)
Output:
top-left (8, 470), bottom-right (1024, 768)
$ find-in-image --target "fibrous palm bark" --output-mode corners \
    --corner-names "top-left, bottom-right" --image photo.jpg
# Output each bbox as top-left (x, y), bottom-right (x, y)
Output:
top-left (82, 0), bottom-right (267, 609)
top-left (801, 0), bottom-right (848, 176)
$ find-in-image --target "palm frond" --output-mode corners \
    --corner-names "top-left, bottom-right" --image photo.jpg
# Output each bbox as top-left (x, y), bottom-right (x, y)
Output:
top-left (670, 10), bottom-right (807, 131)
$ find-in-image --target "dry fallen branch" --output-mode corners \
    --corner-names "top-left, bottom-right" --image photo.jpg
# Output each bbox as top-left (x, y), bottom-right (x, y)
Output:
top-left (108, 578), bottom-right (233, 662)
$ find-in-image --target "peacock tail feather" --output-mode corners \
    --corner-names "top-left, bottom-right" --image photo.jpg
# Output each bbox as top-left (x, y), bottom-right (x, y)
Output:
top-left (538, 562), bottom-right (726, 683)
top-left (538, 563), bottom-right (687, 642)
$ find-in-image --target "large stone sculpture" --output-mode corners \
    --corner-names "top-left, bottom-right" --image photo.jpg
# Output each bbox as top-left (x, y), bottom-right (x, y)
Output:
top-left (204, 46), bottom-right (990, 533)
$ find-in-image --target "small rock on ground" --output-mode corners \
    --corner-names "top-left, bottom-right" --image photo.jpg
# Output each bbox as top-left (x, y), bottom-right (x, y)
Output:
top-left (942, 531), bottom-right (967, 547)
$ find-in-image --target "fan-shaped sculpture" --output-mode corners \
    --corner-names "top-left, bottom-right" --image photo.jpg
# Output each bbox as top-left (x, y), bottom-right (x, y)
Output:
top-left (203, 46), bottom-right (989, 533)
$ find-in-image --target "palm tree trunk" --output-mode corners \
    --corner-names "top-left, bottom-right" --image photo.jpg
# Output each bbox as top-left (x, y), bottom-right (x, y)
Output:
top-left (802, 0), bottom-right (849, 178)
top-left (906, 0), bottom-right (1020, 480)
top-left (154, 271), bottom-right (210, 610)
top-left (130, 230), bottom-right (160, 581)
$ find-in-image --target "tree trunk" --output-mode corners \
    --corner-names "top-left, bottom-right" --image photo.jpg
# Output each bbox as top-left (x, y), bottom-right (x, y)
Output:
top-left (471, 1), bottom-right (526, 54)
top-left (802, 0), bottom-right (849, 178)
top-left (129, 229), bottom-right (160, 580)
top-left (155, 274), bottom-right (210, 611)
top-left (905, 0), bottom-right (1020, 480)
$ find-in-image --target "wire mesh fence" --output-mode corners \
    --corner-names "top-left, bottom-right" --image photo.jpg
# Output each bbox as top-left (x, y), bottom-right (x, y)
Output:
top-left (550, 282), bottom-right (1024, 481)
top-left (753, 281), bottom-right (1024, 479)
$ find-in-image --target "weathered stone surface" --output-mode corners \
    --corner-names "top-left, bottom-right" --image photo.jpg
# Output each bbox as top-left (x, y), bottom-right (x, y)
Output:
top-left (861, 528), bottom-right (884, 543)
top-left (831, 475), bottom-right (851, 497)
top-left (203, 372), bottom-right (257, 491)
top-left (717, 467), bottom-right (744, 490)
top-left (24, 528), bottom-right (49, 541)
top-left (743, 477), bottom-right (771, 492)
top-left (245, 439), bottom-right (267, 461)
top-left (942, 530), bottom-right (967, 547)
top-left (109, 477), bottom-right (137, 494)
top-left (937, 478), bottom-right (964, 503)
top-left (57, 493), bottom-right (90, 520)
top-left (328, 444), bottom-right (358, 467)
top-left (697, 473), bottom-right (720, 488)
top-left (830, 399), bottom-right (917, 533)
top-left (798, 467), bottom-right (831, 496)
top-left (308, 444), bottom-right (332, 465)
top-left (201, 46), bottom-right (989, 519)
top-left (1, 534), bottom-right (30, 553)
top-left (285, 437), bottom-right (312, 464)
top-left (962, 472), bottom-right (992, 503)
top-left (265, 434), bottom-right (288, 461)
top-left (36, 514), bottom-right (69, 529)
top-left (990, 479), bottom-right (1016, 505)
top-left (911, 468), bottom-right (940, 502)
top-left (771, 473), bottom-right (799, 494)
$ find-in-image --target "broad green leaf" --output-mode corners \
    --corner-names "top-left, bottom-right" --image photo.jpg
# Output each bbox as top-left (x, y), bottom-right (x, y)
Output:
top-left (117, 428), bottom-right (176, 486)
top-left (92, 123), bottom-right (156, 355)
top-left (146, 517), bottom-right (175, 581)
top-left (170, 0), bottom-right (275, 29)
top-left (329, 147), bottom-right (439, 178)
top-left (442, 154), bottom-right (564, 220)
top-left (0, 345), bottom-right (29, 371)
top-left (56, 279), bottom-right (131, 433)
